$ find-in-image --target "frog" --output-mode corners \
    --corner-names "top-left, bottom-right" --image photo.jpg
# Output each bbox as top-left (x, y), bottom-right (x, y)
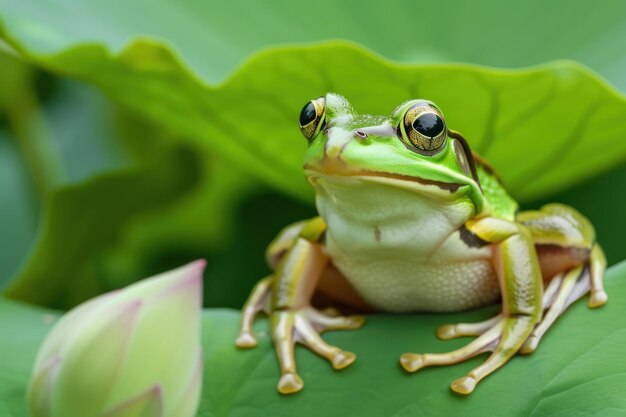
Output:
top-left (235, 93), bottom-right (608, 395)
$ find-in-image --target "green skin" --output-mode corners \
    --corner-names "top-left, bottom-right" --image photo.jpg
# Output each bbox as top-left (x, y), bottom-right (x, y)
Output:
top-left (236, 93), bottom-right (607, 396)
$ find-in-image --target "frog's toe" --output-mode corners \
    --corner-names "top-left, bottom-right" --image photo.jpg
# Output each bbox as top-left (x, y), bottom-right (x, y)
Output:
top-left (401, 322), bottom-right (502, 375)
top-left (435, 325), bottom-right (457, 340)
top-left (450, 376), bottom-right (477, 395)
top-left (270, 308), bottom-right (362, 395)
top-left (235, 331), bottom-right (257, 348)
top-left (587, 244), bottom-right (607, 308)
top-left (519, 334), bottom-right (539, 354)
top-left (296, 314), bottom-right (358, 370)
top-left (332, 351), bottom-right (357, 370)
top-left (435, 314), bottom-right (501, 340)
top-left (277, 372), bottom-right (304, 394)
top-left (399, 353), bottom-right (425, 372)
top-left (310, 308), bottom-right (365, 332)
top-left (588, 289), bottom-right (608, 308)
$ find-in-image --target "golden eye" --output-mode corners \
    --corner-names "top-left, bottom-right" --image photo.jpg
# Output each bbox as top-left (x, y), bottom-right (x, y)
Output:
top-left (299, 97), bottom-right (326, 141)
top-left (398, 102), bottom-right (447, 154)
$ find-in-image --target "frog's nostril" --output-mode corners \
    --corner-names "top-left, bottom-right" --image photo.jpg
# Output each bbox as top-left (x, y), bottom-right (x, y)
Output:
top-left (355, 131), bottom-right (368, 139)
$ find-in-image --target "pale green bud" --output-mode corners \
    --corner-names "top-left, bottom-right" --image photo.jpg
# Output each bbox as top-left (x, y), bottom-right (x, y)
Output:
top-left (28, 260), bottom-right (206, 417)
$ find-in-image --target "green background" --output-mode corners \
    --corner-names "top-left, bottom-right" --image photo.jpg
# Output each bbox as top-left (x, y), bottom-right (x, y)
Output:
top-left (0, 1), bottom-right (625, 416)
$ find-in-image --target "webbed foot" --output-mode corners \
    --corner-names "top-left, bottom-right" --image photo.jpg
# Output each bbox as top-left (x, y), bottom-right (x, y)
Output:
top-left (402, 249), bottom-right (607, 395)
top-left (400, 314), bottom-right (535, 395)
top-left (271, 308), bottom-right (364, 394)
top-left (521, 256), bottom-right (607, 354)
top-left (236, 280), bottom-right (364, 394)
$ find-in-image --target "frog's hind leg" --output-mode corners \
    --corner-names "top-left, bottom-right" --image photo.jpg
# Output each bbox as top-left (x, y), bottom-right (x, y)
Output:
top-left (588, 244), bottom-right (608, 307)
top-left (236, 217), bottom-right (366, 395)
top-left (402, 217), bottom-right (544, 395)
top-left (236, 219), bottom-right (311, 348)
top-left (521, 243), bottom-right (606, 353)
top-left (518, 203), bottom-right (607, 305)
top-left (514, 203), bottom-right (607, 353)
top-left (402, 206), bottom-right (608, 395)
top-left (436, 241), bottom-right (607, 345)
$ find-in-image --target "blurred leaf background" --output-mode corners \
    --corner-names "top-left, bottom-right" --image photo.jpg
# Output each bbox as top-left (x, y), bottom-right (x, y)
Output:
top-left (1, 1), bottom-right (626, 416)
top-left (1, 0), bottom-right (624, 310)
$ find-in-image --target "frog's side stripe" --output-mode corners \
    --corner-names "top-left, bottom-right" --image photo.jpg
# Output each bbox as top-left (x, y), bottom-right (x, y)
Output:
top-left (459, 225), bottom-right (490, 249)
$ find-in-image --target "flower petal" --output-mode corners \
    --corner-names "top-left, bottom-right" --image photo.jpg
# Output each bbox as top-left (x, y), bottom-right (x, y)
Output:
top-left (28, 356), bottom-right (61, 417)
top-left (100, 385), bottom-right (163, 417)
top-left (34, 292), bottom-right (118, 371)
top-left (104, 260), bottom-right (204, 413)
top-left (53, 300), bottom-right (142, 417)
top-left (170, 347), bottom-right (203, 417)
top-left (113, 260), bottom-right (206, 304)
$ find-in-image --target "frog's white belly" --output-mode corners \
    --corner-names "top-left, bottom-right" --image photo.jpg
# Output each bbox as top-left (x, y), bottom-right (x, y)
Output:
top-left (326, 246), bottom-right (500, 312)
top-left (314, 175), bottom-right (500, 313)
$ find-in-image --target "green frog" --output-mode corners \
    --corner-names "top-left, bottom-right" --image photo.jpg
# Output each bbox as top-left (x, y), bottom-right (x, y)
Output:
top-left (235, 93), bottom-right (607, 395)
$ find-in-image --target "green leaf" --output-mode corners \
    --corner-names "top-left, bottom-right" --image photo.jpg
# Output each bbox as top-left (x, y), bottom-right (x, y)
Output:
top-left (0, 0), bottom-right (625, 90)
top-left (2, 34), bottom-right (626, 202)
top-left (3, 3), bottom-right (626, 305)
top-left (0, 298), bottom-right (60, 416)
top-left (200, 262), bottom-right (626, 416)
top-left (3, 262), bottom-right (626, 416)
top-left (1, 123), bottom-right (302, 310)
top-left (2, 147), bottom-right (202, 308)
top-left (0, 51), bottom-right (127, 285)
top-left (0, 125), bottom-right (37, 287)
top-left (1, 93), bottom-right (314, 309)
top-left (4, 38), bottom-right (626, 305)
top-left (0, 52), bottom-right (54, 286)
top-left (529, 163), bottom-right (626, 274)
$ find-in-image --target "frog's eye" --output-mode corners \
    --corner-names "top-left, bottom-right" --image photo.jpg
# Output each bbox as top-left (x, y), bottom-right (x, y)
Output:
top-left (398, 102), bottom-right (447, 154)
top-left (299, 97), bottom-right (326, 141)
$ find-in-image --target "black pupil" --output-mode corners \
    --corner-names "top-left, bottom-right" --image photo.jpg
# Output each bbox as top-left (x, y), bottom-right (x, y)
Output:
top-left (299, 102), bottom-right (317, 126)
top-left (413, 113), bottom-right (444, 137)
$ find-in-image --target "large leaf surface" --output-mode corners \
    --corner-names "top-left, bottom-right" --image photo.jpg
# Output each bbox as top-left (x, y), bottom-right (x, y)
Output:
top-left (0, 0), bottom-right (625, 90)
top-left (0, 51), bottom-right (127, 284)
top-left (0, 51), bottom-right (271, 307)
top-left (2, 262), bottom-right (625, 416)
top-left (2, 147), bottom-right (202, 308)
top-left (1, 35), bottom-right (625, 202)
top-left (3, 39), bottom-right (626, 306)
top-left (1, 112), bottom-right (316, 309)
top-left (0, 0), bottom-right (624, 255)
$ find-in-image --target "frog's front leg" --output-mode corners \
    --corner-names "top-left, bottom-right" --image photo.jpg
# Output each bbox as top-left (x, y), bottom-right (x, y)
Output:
top-left (400, 217), bottom-right (543, 395)
top-left (236, 218), bottom-right (364, 394)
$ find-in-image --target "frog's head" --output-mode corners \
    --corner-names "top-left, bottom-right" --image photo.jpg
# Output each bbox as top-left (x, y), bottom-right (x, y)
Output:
top-left (301, 93), bottom-right (487, 215)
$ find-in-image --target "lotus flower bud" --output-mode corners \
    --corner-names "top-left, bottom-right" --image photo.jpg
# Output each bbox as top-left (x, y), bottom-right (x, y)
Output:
top-left (27, 260), bottom-right (206, 417)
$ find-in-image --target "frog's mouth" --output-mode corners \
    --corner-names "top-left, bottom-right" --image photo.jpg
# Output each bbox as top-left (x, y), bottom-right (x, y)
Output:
top-left (304, 165), bottom-right (467, 194)
top-left (344, 170), bottom-right (464, 192)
